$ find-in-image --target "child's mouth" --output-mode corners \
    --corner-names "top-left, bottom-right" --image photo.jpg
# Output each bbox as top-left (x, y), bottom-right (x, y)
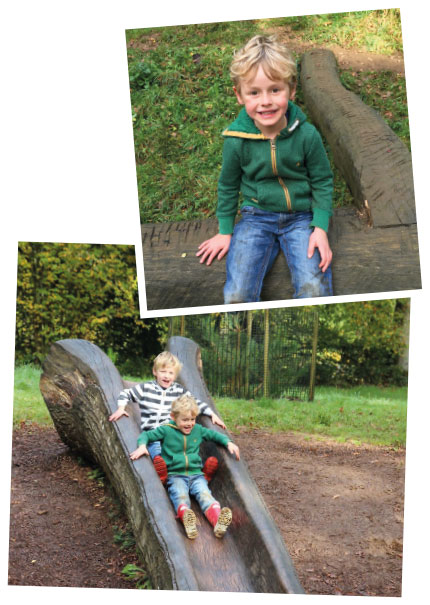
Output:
top-left (259, 110), bottom-right (277, 118)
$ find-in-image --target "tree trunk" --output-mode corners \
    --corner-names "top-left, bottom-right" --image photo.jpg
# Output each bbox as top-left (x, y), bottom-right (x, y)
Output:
top-left (39, 338), bottom-right (304, 594)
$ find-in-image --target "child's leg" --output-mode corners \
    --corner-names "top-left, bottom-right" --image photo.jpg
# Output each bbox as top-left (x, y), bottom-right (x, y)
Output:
top-left (224, 206), bottom-right (279, 304)
top-left (147, 441), bottom-right (168, 483)
top-left (167, 475), bottom-right (197, 539)
top-left (189, 475), bottom-right (232, 538)
top-left (278, 211), bottom-right (333, 298)
top-left (147, 440), bottom-right (162, 459)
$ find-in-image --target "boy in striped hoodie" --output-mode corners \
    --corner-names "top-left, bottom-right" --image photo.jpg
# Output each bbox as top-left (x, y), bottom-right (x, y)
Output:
top-left (109, 351), bottom-right (224, 483)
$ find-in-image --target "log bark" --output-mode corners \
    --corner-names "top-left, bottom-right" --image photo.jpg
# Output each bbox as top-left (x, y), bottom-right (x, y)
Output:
top-left (40, 338), bottom-right (304, 594)
top-left (300, 49), bottom-right (415, 228)
top-left (140, 49), bottom-right (420, 310)
top-left (141, 209), bottom-right (420, 309)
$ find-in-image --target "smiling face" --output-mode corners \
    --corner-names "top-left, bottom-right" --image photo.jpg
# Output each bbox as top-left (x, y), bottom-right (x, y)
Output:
top-left (234, 64), bottom-right (295, 138)
top-left (153, 364), bottom-right (177, 389)
top-left (173, 411), bottom-right (197, 435)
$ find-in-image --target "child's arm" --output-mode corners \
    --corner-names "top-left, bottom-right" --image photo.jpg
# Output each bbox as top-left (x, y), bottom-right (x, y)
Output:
top-left (197, 138), bottom-right (241, 265)
top-left (196, 233), bottom-right (232, 266)
top-left (307, 227), bottom-right (332, 273)
top-left (130, 425), bottom-right (166, 460)
top-left (130, 444), bottom-right (149, 460)
top-left (109, 383), bottom-right (143, 422)
top-left (201, 427), bottom-right (239, 459)
top-left (227, 441), bottom-right (240, 460)
top-left (109, 406), bottom-right (129, 422)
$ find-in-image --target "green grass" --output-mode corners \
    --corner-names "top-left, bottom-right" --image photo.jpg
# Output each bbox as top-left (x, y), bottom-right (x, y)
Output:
top-left (14, 364), bottom-right (407, 447)
top-left (215, 385), bottom-right (407, 447)
top-left (13, 364), bottom-right (52, 426)
top-left (126, 10), bottom-right (406, 223)
top-left (269, 9), bottom-right (403, 54)
top-left (12, 365), bottom-right (148, 427)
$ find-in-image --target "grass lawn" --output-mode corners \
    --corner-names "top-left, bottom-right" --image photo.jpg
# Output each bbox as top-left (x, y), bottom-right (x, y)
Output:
top-left (14, 365), bottom-right (406, 447)
top-left (216, 385), bottom-right (407, 447)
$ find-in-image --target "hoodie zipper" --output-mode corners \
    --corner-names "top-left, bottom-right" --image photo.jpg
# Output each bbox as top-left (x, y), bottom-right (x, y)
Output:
top-left (183, 435), bottom-right (189, 473)
top-left (270, 139), bottom-right (292, 212)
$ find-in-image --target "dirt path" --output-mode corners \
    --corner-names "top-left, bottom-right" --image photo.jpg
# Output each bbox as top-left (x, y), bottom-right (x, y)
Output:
top-left (8, 425), bottom-right (404, 595)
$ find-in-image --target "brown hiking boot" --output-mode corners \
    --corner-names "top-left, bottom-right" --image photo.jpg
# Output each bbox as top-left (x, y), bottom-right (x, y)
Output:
top-left (202, 456), bottom-right (218, 483)
top-left (153, 455), bottom-right (168, 484)
top-left (213, 507), bottom-right (232, 538)
top-left (177, 504), bottom-right (198, 539)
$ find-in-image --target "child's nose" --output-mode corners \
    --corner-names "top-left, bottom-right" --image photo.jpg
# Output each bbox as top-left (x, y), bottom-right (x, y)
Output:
top-left (261, 91), bottom-right (271, 105)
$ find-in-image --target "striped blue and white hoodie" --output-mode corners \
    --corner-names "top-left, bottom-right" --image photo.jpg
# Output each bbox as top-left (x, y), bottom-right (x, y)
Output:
top-left (116, 380), bottom-right (213, 431)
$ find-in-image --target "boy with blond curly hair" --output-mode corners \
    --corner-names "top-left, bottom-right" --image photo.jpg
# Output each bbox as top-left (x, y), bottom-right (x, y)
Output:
top-left (130, 395), bottom-right (240, 540)
top-left (197, 35), bottom-right (333, 302)
top-left (109, 351), bottom-right (223, 483)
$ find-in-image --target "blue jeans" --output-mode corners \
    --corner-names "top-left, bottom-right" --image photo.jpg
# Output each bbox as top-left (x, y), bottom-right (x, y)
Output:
top-left (224, 207), bottom-right (333, 303)
top-left (167, 474), bottom-right (217, 514)
top-left (147, 441), bottom-right (162, 460)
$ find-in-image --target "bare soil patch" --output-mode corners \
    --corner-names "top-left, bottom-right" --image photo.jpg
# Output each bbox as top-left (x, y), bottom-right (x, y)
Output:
top-left (233, 430), bottom-right (405, 596)
top-left (9, 425), bottom-right (404, 596)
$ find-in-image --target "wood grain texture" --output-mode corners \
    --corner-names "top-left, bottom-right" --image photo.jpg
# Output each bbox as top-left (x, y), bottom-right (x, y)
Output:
top-left (300, 49), bottom-right (415, 228)
top-left (141, 210), bottom-right (421, 309)
top-left (40, 338), bottom-right (304, 594)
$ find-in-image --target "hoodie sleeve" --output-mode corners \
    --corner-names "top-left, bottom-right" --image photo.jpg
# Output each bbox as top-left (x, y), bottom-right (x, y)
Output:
top-left (137, 425), bottom-right (167, 447)
top-left (305, 128), bottom-right (333, 232)
top-left (200, 426), bottom-right (230, 447)
top-left (216, 137), bottom-right (243, 234)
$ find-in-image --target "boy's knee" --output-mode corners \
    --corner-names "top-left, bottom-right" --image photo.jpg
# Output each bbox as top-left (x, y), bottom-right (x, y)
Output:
top-left (295, 272), bottom-right (332, 298)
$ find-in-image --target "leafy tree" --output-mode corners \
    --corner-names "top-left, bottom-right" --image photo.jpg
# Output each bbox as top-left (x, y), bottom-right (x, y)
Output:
top-left (15, 243), bottom-right (168, 374)
top-left (316, 299), bottom-right (409, 386)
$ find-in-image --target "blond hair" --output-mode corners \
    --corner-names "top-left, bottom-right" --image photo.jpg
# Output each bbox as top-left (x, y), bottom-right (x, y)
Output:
top-left (171, 395), bottom-right (199, 418)
top-left (153, 351), bottom-right (182, 376)
top-left (230, 35), bottom-right (297, 90)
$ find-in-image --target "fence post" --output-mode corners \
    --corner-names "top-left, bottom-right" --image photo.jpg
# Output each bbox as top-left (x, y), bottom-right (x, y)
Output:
top-left (245, 311), bottom-right (253, 398)
top-left (263, 309), bottom-right (270, 398)
top-left (309, 308), bottom-right (319, 401)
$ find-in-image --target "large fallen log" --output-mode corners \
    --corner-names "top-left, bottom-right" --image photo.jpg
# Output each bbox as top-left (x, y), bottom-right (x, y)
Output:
top-left (140, 49), bottom-right (420, 310)
top-left (141, 209), bottom-right (420, 309)
top-left (39, 337), bottom-right (304, 594)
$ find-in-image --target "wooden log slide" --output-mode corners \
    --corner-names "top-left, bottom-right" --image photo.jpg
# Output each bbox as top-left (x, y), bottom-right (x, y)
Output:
top-left (141, 50), bottom-right (420, 310)
top-left (39, 337), bottom-right (305, 594)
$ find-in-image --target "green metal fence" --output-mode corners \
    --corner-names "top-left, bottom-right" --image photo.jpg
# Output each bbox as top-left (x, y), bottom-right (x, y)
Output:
top-left (169, 308), bottom-right (318, 401)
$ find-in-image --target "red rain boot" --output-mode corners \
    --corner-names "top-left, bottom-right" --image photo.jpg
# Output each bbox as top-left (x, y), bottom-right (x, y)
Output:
top-left (205, 502), bottom-right (232, 538)
top-left (177, 503), bottom-right (198, 539)
top-left (153, 455), bottom-right (168, 484)
top-left (202, 456), bottom-right (218, 483)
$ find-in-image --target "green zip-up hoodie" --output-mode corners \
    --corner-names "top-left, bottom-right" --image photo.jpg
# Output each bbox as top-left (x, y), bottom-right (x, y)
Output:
top-left (216, 101), bottom-right (333, 234)
top-left (137, 421), bottom-right (230, 476)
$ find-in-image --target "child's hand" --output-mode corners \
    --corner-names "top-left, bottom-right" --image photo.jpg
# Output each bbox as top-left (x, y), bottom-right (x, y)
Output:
top-left (211, 413), bottom-right (226, 430)
top-left (196, 234), bottom-right (231, 266)
top-left (227, 442), bottom-right (240, 460)
top-left (307, 227), bottom-right (332, 273)
top-left (130, 445), bottom-right (149, 460)
top-left (109, 407), bottom-right (129, 422)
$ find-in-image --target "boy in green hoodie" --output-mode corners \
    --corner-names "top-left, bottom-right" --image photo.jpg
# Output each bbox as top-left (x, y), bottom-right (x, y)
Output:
top-left (196, 35), bottom-right (333, 302)
top-left (130, 395), bottom-right (240, 540)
